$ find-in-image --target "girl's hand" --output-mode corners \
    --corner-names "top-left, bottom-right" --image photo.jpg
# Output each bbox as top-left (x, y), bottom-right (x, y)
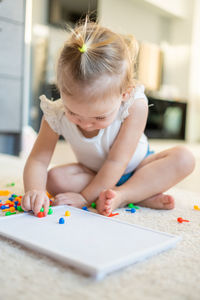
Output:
top-left (21, 190), bottom-right (50, 217)
top-left (53, 192), bottom-right (88, 208)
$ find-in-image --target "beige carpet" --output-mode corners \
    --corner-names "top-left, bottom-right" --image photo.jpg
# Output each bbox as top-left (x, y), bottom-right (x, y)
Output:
top-left (0, 153), bottom-right (200, 300)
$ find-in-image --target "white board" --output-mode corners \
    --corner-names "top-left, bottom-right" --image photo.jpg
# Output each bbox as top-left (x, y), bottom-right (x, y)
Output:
top-left (0, 205), bottom-right (181, 279)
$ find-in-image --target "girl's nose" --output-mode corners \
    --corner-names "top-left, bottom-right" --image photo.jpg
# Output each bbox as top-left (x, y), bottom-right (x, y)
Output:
top-left (79, 119), bottom-right (93, 128)
top-left (83, 122), bottom-right (93, 128)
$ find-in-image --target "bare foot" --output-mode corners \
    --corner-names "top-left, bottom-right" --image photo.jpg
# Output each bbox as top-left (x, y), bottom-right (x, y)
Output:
top-left (96, 189), bottom-right (123, 216)
top-left (137, 193), bottom-right (175, 210)
top-left (53, 192), bottom-right (88, 208)
top-left (96, 190), bottom-right (175, 216)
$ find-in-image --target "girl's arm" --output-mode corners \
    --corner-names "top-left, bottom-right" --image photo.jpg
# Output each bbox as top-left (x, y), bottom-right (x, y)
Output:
top-left (81, 98), bottom-right (148, 204)
top-left (22, 117), bottom-right (59, 215)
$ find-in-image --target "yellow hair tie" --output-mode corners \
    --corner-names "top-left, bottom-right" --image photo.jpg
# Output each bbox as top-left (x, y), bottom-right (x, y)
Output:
top-left (78, 43), bottom-right (87, 53)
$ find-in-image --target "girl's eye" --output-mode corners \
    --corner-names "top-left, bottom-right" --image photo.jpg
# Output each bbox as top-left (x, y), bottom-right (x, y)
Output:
top-left (95, 116), bottom-right (106, 120)
top-left (68, 110), bottom-right (76, 116)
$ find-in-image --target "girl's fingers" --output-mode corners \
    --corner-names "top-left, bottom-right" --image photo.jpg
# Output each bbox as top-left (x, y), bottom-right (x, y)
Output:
top-left (21, 196), bottom-right (26, 211)
top-left (43, 197), bottom-right (50, 216)
top-left (22, 192), bottom-right (50, 217)
top-left (30, 194), bottom-right (37, 212)
top-left (21, 195), bottom-right (31, 211)
top-left (33, 195), bottom-right (43, 216)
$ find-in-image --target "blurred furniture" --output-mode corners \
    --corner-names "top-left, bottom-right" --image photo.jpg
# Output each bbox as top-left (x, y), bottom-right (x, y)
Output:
top-left (0, 0), bottom-right (25, 155)
top-left (48, 0), bottom-right (98, 27)
top-left (138, 42), bottom-right (163, 92)
top-left (145, 97), bottom-right (187, 140)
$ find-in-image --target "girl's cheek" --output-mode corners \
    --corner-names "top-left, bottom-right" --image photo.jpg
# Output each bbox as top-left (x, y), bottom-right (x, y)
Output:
top-left (97, 120), bottom-right (112, 128)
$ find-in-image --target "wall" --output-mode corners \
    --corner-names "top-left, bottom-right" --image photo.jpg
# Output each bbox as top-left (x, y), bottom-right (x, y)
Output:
top-left (98, 0), bottom-right (169, 44)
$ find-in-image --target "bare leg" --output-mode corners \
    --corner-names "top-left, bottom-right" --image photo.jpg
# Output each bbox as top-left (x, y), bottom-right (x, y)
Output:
top-left (97, 146), bottom-right (195, 215)
top-left (46, 163), bottom-right (95, 207)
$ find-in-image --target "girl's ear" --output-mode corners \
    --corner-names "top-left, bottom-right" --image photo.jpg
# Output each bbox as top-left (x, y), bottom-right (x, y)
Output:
top-left (121, 86), bottom-right (133, 102)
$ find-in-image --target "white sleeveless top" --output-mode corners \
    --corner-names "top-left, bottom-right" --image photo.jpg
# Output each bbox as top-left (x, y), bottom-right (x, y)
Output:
top-left (39, 85), bottom-right (149, 174)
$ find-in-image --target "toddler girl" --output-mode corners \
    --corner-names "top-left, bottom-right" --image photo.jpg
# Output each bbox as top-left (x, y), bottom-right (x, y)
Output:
top-left (21, 19), bottom-right (195, 217)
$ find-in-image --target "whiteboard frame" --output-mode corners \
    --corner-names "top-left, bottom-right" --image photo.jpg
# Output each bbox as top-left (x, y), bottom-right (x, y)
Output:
top-left (0, 205), bottom-right (181, 280)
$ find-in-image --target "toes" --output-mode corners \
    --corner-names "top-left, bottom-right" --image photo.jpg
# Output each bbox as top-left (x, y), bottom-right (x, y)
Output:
top-left (102, 208), bottom-right (111, 216)
top-left (162, 195), bottom-right (175, 209)
top-left (167, 196), bottom-right (175, 209)
top-left (107, 207), bottom-right (112, 215)
top-left (164, 194), bottom-right (174, 204)
top-left (98, 203), bottom-right (112, 216)
top-left (105, 198), bottom-right (112, 206)
top-left (105, 189), bottom-right (116, 199)
top-left (98, 189), bottom-right (117, 216)
top-left (104, 206), bottom-right (112, 215)
top-left (105, 204), bottom-right (111, 212)
top-left (99, 189), bottom-right (116, 201)
top-left (99, 190), bottom-right (107, 201)
top-left (168, 195), bottom-right (175, 204)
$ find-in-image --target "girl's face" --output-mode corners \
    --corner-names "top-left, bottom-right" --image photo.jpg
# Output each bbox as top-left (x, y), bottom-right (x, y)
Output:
top-left (61, 92), bottom-right (122, 132)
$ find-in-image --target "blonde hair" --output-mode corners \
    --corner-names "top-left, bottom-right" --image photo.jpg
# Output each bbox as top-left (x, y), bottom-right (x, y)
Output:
top-left (56, 18), bottom-right (139, 97)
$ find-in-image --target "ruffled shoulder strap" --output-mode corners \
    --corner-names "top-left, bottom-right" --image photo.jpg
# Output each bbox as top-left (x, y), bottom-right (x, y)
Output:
top-left (39, 95), bottom-right (65, 135)
top-left (119, 85), bottom-right (148, 121)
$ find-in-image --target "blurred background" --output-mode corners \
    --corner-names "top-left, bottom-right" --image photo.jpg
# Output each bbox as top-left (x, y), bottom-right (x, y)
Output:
top-left (0, 0), bottom-right (200, 156)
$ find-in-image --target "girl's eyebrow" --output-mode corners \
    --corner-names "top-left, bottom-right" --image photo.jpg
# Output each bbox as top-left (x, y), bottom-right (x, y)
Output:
top-left (63, 104), bottom-right (117, 118)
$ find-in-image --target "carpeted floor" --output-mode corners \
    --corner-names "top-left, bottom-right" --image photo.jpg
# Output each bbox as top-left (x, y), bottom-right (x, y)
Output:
top-left (0, 152), bottom-right (200, 300)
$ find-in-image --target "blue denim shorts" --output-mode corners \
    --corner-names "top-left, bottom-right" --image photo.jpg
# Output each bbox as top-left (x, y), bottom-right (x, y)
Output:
top-left (116, 145), bottom-right (155, 186)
